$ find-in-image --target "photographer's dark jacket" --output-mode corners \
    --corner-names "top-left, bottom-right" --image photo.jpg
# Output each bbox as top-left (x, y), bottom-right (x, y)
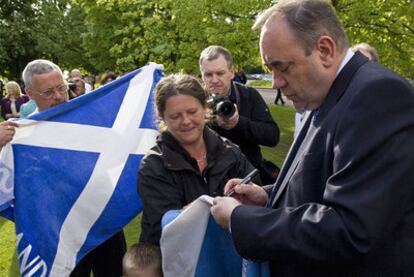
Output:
top-left (210, 82), bottom-right (280, 183)
top-left (138, 127), bottom-right (258, 245)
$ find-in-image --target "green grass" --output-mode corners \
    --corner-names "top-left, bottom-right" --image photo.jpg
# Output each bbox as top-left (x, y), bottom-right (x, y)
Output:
top-left (0, 104), bottom-right (295, 276)
top-left (246, 80), bottom-right (272, 88)
top-left (262, 104), bottom-right (295, 167)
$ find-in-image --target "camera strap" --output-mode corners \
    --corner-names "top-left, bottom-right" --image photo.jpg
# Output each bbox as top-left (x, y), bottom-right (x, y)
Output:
top-left (232, 82), bottom-right (241, 111)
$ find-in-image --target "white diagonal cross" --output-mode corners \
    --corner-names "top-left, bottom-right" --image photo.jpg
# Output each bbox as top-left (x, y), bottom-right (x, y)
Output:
top-left (12, 64), bottom-right (159, 276)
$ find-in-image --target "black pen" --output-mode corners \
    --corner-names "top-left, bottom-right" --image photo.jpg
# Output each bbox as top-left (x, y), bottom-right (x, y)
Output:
top-left (225, 169), bottom-right (259, 197)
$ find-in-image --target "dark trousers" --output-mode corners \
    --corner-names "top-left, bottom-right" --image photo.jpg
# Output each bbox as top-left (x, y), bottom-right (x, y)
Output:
top-left (274, 89), bottom-right (285, 105)
top-left (70, 231), bottom-right (126, 277)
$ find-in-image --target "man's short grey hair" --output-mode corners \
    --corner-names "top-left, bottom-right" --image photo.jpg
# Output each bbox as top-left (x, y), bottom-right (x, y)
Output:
top-left (199, 45), bottom-right (233, 70)
top-left (253, 0), bottom-right (349, 55)
top-left (22, 59), bottom-right (63, 88)
top-left (351, 42), bottom-right (379, 62)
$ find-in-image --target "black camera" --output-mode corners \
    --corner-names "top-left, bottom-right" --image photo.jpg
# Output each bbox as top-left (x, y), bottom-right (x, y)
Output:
top-left (68, 82), bottom-right (76, 92)
top-left (207, 94), bottom-right (236, 118)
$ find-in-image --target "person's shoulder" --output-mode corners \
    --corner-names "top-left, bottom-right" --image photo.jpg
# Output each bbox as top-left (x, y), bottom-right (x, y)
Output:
top-left (356, 62), bottom-right (412, 92)
top-left (140, 142), bottom-right (164, 168)
top-left (20, 95), bottom-right (30, 102)
top-left (208, 128), bottom-right (244, 159)
top-left (235, 82), bottom-right (259, 93)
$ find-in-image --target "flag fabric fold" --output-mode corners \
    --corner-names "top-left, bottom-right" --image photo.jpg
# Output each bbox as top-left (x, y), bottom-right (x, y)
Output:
top-left (160, 195), bottom-right (270, 277)
top-left (0, 63), bottom-right (163, 276)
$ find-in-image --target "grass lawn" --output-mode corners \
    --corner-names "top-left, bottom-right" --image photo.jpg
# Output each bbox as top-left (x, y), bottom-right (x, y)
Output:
top-left (0, 104), bottom-right (295, 276)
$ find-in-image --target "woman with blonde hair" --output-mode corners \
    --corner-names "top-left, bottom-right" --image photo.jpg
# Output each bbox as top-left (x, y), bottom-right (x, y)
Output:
top-left (1, 81), bottom-right (29, 120)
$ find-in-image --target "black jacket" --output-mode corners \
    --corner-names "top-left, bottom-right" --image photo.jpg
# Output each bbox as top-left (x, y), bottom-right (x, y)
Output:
top-left (138, 127), bottom-right (258, 245)
top-left (210, 83), bottom-right (279, 174)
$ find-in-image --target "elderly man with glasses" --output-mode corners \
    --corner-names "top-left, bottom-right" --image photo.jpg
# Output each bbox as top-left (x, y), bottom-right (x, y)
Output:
top-left (23, 59), bottom-right (69, 114)
top-left (6, 59), bottom-right (127, 277)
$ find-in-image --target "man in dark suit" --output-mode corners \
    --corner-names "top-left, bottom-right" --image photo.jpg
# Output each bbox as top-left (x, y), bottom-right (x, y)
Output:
top-left (211, 0), bottom-right (414, 275)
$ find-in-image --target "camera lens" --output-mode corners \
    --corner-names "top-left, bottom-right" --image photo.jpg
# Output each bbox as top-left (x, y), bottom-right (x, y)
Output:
top-left (216, 101), bottom-right (235, 118)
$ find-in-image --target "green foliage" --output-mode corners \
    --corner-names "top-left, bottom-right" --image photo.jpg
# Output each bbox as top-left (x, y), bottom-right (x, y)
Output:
top-left (0, 0), bottom-right (92, 80)
top-left (1, 0), bottom-right (413, 79)
top-left (0, 0), bottom-right (38, 79)
top-left (77, 0), bottom-right (272, 73)
top-left (334, 0), bottom-right (414, 78)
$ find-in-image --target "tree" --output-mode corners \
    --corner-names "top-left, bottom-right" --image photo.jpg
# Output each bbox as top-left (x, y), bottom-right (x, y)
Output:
top-left (0, 0), bottom-right (91, 81)
top-left (0, 0), bottom-right (39, 80)
top-left (76, 0), bottom-right (272, 74)
top-left (334, 0), bottom-right (414, 79)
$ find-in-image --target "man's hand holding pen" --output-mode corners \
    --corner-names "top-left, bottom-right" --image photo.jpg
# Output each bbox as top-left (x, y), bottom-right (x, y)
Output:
top-left (211, 170), bottom-right (269, 229)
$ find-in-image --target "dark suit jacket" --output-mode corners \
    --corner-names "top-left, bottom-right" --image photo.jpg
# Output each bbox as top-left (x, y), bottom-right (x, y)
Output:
top-left (231, 52), bottom-right (414, 276)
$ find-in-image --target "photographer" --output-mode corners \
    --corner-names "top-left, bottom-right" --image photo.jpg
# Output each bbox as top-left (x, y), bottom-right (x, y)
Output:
top-left (68, 77), bottom-right (86, 99)
top-left (199, 45), bottom-right (280, 184)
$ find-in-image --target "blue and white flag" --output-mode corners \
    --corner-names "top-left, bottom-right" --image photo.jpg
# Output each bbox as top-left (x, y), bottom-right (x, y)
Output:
top-left (160, 196), bottom-right (269, 277)
top-left (0, 63), bottom-right (163, 276)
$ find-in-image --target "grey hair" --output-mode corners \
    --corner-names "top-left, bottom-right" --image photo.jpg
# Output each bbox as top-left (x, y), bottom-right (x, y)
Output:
top-left (22, 59), bottom-right (63, 88)
top-left (351, 43), bottom-right (379, 62)
top-left (253, 0), bottom-right (349, 55)
top-left (199, 45), bottom-right (233, 70)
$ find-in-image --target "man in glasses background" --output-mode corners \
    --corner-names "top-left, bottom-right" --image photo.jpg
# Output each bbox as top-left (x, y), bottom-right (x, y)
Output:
top-left (23, 59), bottom-right (69, 115)
top-left (6, 59), bottom-right (126, 277)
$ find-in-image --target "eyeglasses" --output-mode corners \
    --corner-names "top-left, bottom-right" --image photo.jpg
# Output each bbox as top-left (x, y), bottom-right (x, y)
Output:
top-left (35, 84), bottom-right (68, 99)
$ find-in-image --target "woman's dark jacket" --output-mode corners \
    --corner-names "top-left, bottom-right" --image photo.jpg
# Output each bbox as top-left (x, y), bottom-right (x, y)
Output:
top-left (138, 127), bottom-right (259, 245)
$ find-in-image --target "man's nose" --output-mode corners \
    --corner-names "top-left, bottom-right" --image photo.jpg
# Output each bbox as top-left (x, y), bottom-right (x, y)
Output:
top-left (53, 90), bottom-right (68, 101)
top-left (272, 72), bottom-right (288, 89)
top-left (211, 74), bottom-right (220, 83)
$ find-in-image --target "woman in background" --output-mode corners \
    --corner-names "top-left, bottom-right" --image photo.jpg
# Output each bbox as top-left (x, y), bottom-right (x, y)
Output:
top-left (138, 74), bottom-right (260, 245)
top-left (1, 81), bottom-right (29, 120)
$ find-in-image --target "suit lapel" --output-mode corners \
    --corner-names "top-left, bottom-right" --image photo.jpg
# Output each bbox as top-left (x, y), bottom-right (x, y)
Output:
top-left (269, 52), bottom-right (369, 207)
top-left (267, 111), bottom-right (313, 207)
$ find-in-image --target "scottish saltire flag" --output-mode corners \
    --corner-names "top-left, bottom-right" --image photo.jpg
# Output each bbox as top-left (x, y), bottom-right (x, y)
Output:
top-left (0, 63), bottom-right (163, 276)
top-left (160, 195), bottom-right (269, 277)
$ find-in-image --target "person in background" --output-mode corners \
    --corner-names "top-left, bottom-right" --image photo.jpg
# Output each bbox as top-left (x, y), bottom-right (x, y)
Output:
top-left (68, 77), bottom-right (86, 99)
top-left (70, 69), bottom-right (93, 93)
top-left (72, 77), bottom-right (86, 97)
top-left (19, 99), bottom-right (37, 118)
top-left (22, 59), bottom-right (126, 277)
top-left (0, 79), bottom-right (4, 99)
top-left (138, 74), bottom-right (258, 246)
top-left (199, 45), bottom-right (280, 185)
top-left (351, 42), bottom-right (379, 62)
top-left (233, 70), bottom-right (247, 84)
top-left (122, 242), bottom-right (163, 277)
top-left (0, 81), bottom-right (29, 120)
top-left (273, 88), bottom-right (285, 105)
top-left (211, 0), bottom-right (414, 275)
top-left (101, 72), bottom-right (118, 85)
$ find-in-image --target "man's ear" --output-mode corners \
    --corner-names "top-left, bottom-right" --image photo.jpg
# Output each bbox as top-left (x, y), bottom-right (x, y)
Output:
top-left (229, 67), bottom-right (235, 79)
top-left (25, 87), bottom-right (33, 98)
top-left (316, 35), bottom-right (336, 68)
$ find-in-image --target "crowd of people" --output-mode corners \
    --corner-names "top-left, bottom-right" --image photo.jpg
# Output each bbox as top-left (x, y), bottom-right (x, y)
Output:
top-left (1, 0), bottom-right (414, 276)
